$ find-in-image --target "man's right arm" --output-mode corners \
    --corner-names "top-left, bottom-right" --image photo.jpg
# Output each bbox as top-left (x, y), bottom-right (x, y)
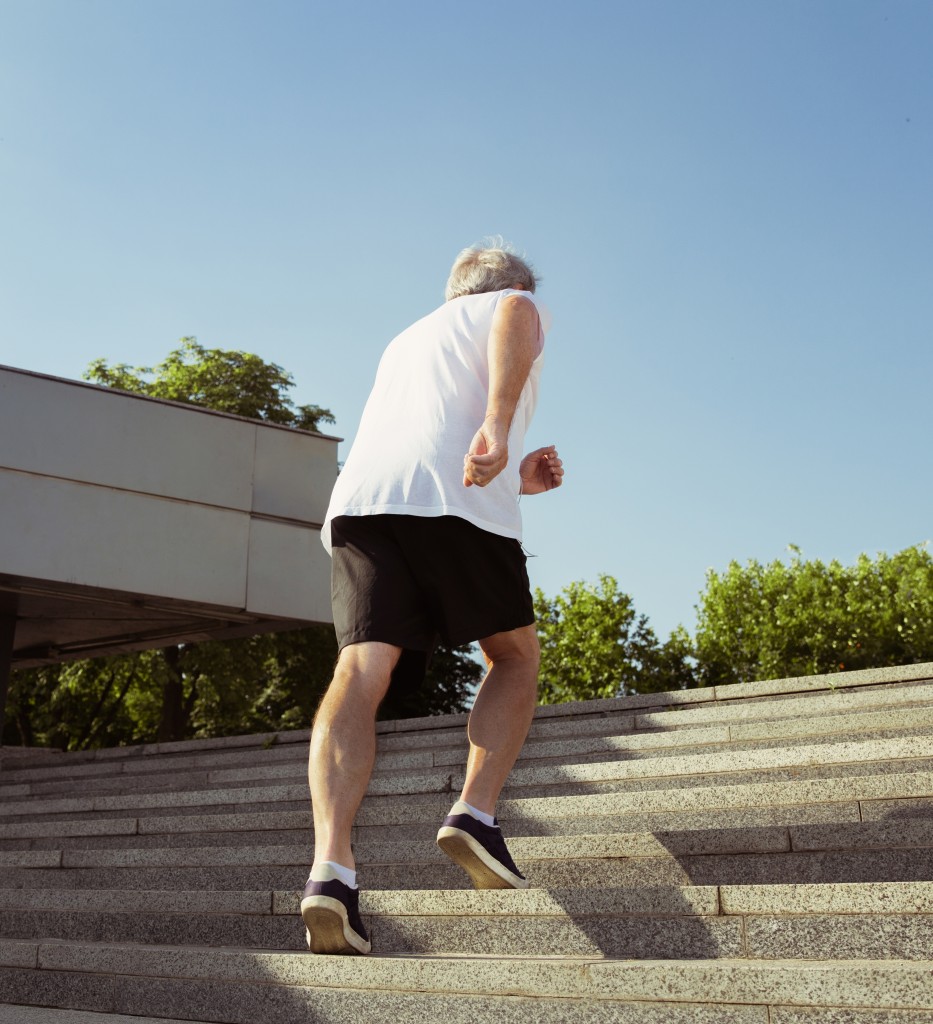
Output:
top-left (463, 293), bottom-right (540, 488)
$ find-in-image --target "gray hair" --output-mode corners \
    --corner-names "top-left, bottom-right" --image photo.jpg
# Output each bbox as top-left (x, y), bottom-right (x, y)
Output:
top-left (444, 237), bottom-right (539, 301)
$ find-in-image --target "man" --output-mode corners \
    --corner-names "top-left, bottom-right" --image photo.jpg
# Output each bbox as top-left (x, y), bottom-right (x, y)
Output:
top-left (301, 240), bottom-right (563, 955)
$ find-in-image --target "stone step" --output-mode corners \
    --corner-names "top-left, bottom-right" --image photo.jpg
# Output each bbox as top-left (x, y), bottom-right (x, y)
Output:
top-left (0, 819), bottom-right (141, 842)
top-left (390, 662), bottom-right (933, 730)
top-left (0, 727), bottom-right (804, 798)
top-left (4, 752), bottom-right (930, 818)
top-left (406, 680), bottom-right (933, 749)
top-left (0, 1007), bottom-right (191, 1024)
top-left (863, 795), bottom-right (933, 822)
top-left (7, 805), bottom-right (914, 891)
top-left (0, 739), bottom-right (311, 786)
top-left (3, 681), bottom-right (931, 793)
top-left (728, 702), bottom-right (933, 743)
top-left (0, 741), bottom-right (319, 786)
top-left (379, 674), bottom-right (933, 751)
top-left (457, 846), bottom-right (933, 888)
top-left (707, 661), bottom-right (933, 699)
top-left (3, 843), bottom-right (931, 890)
top-left (6, 776), bottom-right (923, 845)
top-left (3, 704), bottom-right (932, 811)
top-left (3, 944), bottom-right (933, 1024)
top-left (3, 734), bottom-right (932, 820)
top-left (634, 678), bottom-right (933, 731)
top-left (7, 837), bottom-right (933, 893)
top-left (8, 879), bottom-right (933, 918)
top-left (0, 717), bottom-right (647, 784)
top-left (3, 666), bottom-right (933, 1024)
top-left (315, 887), bottom-right (933, 961)
top-left (3, 816), bottom-right (932, 871)
top-left (0, 797), bottom-right (859, 844)
top-left (0, 712), bottom-right (643, 783)
top-left (380, 691), bottom-right (933, 753)
top-left (3, 794), bottom-right (925, 892)
top-left (1, 883), bottom-right (931, 960)
top-left (0, 729), bottom-right (312, 772)
top-left (2, 665), bottom-right (931, 789)
top-left (1, 768), bottom-right (930, 841)
top-left (7, 693), bottom-right (933, 797)
top-left (3, 814), bottom-right (931, 865)
top-left (507, 755), bottom-right (933, 802)
top-left (12, 719), bottom-right (933, 805)
top-left (438, 717), bottom-right (933, 770)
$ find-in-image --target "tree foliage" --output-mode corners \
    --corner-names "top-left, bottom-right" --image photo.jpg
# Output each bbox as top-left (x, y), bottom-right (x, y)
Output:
top-left (694, 543), bottom-right (933, 687)
top-left (533, 543), bottom-right (933, 704)
top-left (6, 652), bottom-right (165, 750)
top-left (5, 629), bottom-right (480, 750)
top-left (83, 337), bottom-right (335, 433)
top-left (534, 575), bottom-right (695, 703)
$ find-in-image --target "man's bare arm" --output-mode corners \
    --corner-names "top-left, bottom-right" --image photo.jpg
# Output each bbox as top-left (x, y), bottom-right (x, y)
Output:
top-left (463, 294), bottom-right (539, 487)
top-left (519, 445), bottom-right (564, 494)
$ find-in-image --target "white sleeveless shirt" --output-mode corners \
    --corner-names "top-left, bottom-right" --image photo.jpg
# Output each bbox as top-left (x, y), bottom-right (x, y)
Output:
top-left (321, 288), bottom-right (551, 552)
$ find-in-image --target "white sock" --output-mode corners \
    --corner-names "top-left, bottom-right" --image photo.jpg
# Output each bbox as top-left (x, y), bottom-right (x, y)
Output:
top-left (309, 861), bottom-right (358, 889)
top-left (451, 799), bottom-right (497, 828)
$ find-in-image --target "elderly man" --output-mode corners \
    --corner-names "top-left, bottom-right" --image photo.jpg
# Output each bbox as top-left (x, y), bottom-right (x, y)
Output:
top-left (301, 240), bottom-right (563, 955)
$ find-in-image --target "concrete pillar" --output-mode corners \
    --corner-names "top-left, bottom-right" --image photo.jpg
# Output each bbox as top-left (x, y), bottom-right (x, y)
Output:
top-left (0, 613), bottom-right (15, 747)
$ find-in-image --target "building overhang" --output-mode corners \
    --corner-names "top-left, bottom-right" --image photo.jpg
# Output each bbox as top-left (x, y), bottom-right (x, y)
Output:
top-left (0, 364), bottom-right (340, 669)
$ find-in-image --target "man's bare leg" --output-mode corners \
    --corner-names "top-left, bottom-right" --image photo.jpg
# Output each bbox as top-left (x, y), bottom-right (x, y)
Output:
top-left (460, 623), bottom-right (540, 814)
top-left (308, 641), bottom-right (401, 870)
top-left (436, 624), bottom-right (538, 889)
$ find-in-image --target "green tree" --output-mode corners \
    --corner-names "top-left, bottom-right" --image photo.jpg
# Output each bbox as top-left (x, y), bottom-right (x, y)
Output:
top-left (534, 575), bottom-right (696, 703)
top-left (5, 651), bottom-right (165, 750)
top-left (4, 631), bottom-right (338, 750)
top-left (84, 337), bottom-right (334, 432)
top-left (694, 543), bottom-right (933, 687)
top-left (5, 624), bottom-right (481, 749)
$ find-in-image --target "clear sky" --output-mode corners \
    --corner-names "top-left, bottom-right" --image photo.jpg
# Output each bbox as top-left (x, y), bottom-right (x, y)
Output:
top-left (2, 0), bottom-right (930, 641)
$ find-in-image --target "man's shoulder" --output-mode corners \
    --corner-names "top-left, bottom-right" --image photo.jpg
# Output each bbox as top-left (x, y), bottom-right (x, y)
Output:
top-left (392, 289), bottom-right (550, 345)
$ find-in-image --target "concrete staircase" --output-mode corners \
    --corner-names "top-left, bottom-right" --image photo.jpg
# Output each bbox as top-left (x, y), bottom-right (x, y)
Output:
top-left (1, 662), bottom-right (932, 1022)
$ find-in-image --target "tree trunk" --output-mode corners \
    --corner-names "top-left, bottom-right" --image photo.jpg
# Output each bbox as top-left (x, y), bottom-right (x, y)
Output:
top-left (83, 668), bottom-right (139, 750)
top-left (0, 613), bottom-right (15, 746)
top-left (157, 646), bottom-right (187, 742)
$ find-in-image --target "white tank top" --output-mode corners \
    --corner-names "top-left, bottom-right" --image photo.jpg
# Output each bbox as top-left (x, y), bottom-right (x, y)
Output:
top-left (321, 288), bottom-right (551, 551)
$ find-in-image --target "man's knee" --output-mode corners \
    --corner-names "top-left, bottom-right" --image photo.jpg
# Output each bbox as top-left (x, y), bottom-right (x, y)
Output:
top-left (325, 641), bottom-right (401, 709)
top-left (336, 640), bottom-right (401, 672)
top-left (479, 624), bottom-right (540, 668)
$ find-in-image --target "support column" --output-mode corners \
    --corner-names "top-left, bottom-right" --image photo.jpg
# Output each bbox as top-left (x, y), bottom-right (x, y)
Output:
top-left (0, 613), bottom-right (16, 748)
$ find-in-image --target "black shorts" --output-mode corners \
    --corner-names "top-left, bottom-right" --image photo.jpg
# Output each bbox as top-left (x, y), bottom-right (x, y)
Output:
top-left (330, 514), bottom-right (535, 655)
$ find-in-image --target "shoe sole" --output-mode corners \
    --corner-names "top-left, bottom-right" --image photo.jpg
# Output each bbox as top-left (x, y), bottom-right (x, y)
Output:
top-left (436, 826), bottom-right (530, 890)
top-left (300, 895), bottom-right (371, 955)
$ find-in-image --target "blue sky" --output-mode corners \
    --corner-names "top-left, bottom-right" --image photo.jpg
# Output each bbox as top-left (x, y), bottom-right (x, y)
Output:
top-left (2, 0), bottom-right (930, 641)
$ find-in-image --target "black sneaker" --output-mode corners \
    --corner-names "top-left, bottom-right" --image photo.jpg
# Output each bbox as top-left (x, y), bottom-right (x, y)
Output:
top-left (300, 874), bottom-right (371, 955)
top-left (436, 801), bottom-right (529, 889)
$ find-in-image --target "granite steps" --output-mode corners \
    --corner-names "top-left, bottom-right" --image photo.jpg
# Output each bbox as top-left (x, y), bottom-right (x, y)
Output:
top-left (0, 824), bottom-right (931, 892)
top-left (1, 662), bottom-right (932, 1022)
top-left (2, 952), bottom-right (933, 1024)
top-left (0, 881), bottom-right (932, 959)
top-left (5, 716), bottom-right (933, 809)
top-left (2, 730), bottom-right (933, 823)
top-left (3, 667), bottom-right (932, 790)
top-left (3, 676), bottom-right (933, 795)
